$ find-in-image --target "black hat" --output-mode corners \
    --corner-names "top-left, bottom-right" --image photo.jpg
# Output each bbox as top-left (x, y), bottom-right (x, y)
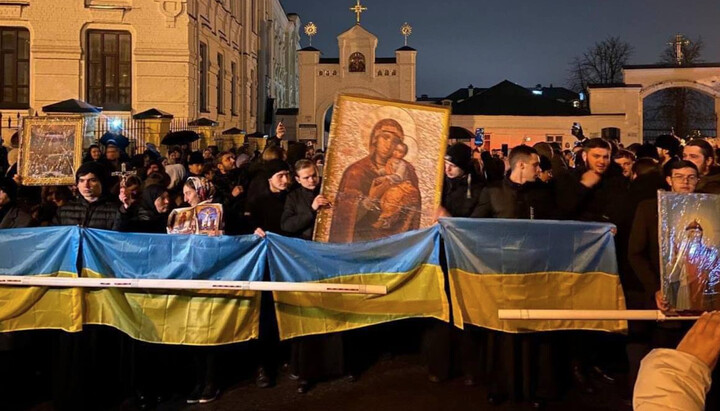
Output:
top-left (444, 143), bottom-right (473, 173)
top-left (0, 177), bottom-right (18, 202)
top-left (264, 159), bottom-right (290, 179)
top-left (655, 135), bottom-right (681, 156)
top-left (188, 151), bottom-right (204, 166)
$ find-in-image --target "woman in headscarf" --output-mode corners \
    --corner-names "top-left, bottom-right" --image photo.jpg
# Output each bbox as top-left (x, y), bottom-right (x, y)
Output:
top-left (178, 176), bottom-right (222, 404)
top-left (183, 176), bottom-right (215, 207)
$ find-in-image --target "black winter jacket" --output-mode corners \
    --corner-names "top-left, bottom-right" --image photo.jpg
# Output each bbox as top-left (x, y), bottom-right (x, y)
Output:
top-left (281, 186), bottom-right (319, 240)
top-left (53, 195), bottom-right (121, 230)
top-left (476, 177), bottom-right (558, 220)
top-left (441, 173), bottom-right (485, 218)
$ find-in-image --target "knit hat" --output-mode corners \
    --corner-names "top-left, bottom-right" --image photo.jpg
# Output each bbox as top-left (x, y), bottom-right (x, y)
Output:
top-left (188, 151), bottom-right (204, 166)
top-left (264, 159), bottom-right (291, 179)
top-left (444, 143), bottom-right (473, 173)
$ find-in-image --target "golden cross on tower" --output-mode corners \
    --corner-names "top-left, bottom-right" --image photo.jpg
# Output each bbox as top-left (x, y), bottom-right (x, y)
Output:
top-left (350, 0), bottom-right (367, 24)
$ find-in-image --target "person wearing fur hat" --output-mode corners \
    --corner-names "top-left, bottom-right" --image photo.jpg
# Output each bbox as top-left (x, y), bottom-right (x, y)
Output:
top-left (654, 134), bottom-right (682, 167)
top-left (0, 177), bottom-right (32, 228)
top-left (52, 162), bottom-right (121, 230)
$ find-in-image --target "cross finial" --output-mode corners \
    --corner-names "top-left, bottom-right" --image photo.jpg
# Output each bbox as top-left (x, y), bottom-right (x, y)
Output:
top-left (668, 33), bottom-right (691, 65)
top-left (304, 22), bottom-right (317, 47)
top-left (401, 22), bottom-right (412, 47)
top-left (350, 0), bottom-right (367, 24)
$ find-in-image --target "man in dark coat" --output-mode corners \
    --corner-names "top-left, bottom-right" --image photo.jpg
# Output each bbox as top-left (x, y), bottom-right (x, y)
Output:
top-left (438, 143), bottom-right (485, 218)
top-left (281, 159), bottom-right (328, 240)
top-left (0, 177), bottom-right (32, 228)
top-left (626, 160), bottom-right (702, 399)
top-left (476, 146), bottom-right (557, 219)
top-left (213, 151), bottom-right (250, 234)
top-left (53, 162), bottom-right (121, 230)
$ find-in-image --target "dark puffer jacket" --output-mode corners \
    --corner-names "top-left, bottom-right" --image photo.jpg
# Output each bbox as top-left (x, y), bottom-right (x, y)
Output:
top-left (476, 177), bottom-right (558, 220)
top-left (281, 185), bottom-right (319, 240)
top-left (52, 195), bottom-right (121, 230)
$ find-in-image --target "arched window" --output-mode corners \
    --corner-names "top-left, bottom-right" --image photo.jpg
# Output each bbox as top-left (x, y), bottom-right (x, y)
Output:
top-left (349, 52), bottom-right (365, 72)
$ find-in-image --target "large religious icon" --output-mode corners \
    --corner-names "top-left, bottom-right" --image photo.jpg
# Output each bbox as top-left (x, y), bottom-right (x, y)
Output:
top-left (20, 116), bottom-right (84, 186)
top-left (314, 94), bottom-right (450, 243)
top-left (659, 191), bottom-right (720, 313)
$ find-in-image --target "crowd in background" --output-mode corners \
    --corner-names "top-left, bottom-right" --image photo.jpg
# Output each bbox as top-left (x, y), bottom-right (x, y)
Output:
top-left (1, 121), bottom-right (720, 409)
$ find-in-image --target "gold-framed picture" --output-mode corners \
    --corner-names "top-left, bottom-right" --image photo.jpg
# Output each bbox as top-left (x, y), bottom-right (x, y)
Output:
top-left (314, 94), bottom-right (450, 243)
top-left (19, 116), bottom-right (84, 186)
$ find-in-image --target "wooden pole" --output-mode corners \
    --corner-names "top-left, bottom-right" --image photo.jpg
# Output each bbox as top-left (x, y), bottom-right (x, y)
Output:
top-left (0, 275), bottom-right (387, 295)
top-left (498, 309), bottom-right (700, 321)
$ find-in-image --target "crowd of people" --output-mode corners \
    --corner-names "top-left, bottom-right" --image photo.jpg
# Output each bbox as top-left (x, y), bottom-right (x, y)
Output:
top-left (1, 121), bottom-right (720, 409)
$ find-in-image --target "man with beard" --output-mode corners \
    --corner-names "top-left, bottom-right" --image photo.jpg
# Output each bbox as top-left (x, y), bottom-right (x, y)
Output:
top-left (683, 139), bottom-right (720, 194)
top-left (213, 151), bottom-right (250, 234)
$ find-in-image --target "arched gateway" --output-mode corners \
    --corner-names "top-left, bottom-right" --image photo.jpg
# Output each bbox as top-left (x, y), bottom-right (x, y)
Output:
top-left (296, 23), bottom-right (417, 148)
top-left (588, 63), bottom-right (720, 144)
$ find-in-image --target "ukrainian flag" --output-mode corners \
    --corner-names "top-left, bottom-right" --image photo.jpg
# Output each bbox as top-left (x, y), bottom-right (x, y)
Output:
top-left (440, 218), bottom-right (626, 333)
top-left (0, 226), bottom-right (82, 333)
top-left (80, 228), bottom-right (266, 345)
top-left (266, 226), bottom-right (449, 340)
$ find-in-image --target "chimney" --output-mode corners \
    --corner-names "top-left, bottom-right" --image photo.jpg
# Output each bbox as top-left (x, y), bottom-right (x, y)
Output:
top-left (468, 84), bottom-right (474, 97)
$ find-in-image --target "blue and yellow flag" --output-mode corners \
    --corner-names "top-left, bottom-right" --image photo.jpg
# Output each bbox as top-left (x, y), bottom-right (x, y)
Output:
top-left (0, 226), bottom-right (82, 333)
top-left (266, 226), bottom-right (449, 340)
top-left (440, 218), bottom-right (626, 333)
top-left (80, 228), bottom-right (266, 345)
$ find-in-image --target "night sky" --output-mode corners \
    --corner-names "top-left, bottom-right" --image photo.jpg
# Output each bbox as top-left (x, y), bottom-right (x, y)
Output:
top-left (280, 0), bottom-right (720, 97)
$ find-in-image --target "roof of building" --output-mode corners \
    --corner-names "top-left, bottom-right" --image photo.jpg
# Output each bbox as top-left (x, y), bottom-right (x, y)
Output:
top-left (452, 80), bottom-right (588, 116)
top-left (624, 62), bottom-right (720, 70)
top-left (42, 98), bottom-right (102, 113)
top-left (188, 117), bottom-right (218, 127)
top-left (396, 46), bottom-right (416, 51)
top-left (133, 108), bottom-right (174, 120)
top-left (299, 46), bottom-right (320, 52)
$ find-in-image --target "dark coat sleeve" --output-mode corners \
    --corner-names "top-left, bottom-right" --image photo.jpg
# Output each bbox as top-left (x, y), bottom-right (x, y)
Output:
top-left (474, 187), bottom-right (493, 218)
top-left (281, 190), bottom-right (316, 237)
top-left (627, 200), bottom-right (660, 307)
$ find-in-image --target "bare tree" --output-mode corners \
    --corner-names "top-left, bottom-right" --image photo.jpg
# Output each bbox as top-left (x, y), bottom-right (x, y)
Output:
top-left (644, 35), bottom-right (713, 140)
top-left (568, 36), bottom-right (633, 92)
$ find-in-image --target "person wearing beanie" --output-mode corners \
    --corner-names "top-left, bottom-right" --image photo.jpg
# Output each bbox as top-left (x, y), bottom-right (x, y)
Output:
top-left (436, 142), bottom-right (485, 219)
top-left (0, 177), bottom-right (32, 228)
top-left (52, 162), bottom-right (121, 230)
top-left (187, 151), bottom-right (205, 177)
top-left (427, 143), bottom-right (487, 388)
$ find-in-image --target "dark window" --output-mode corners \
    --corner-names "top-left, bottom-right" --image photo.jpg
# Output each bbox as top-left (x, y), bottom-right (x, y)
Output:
top-left (86, 30), bottom-right (131, 111)
top-left (199, 42), bottom-right (208, 112)
top-left (1, 27), bottom-right (30, 109)
top-left (231, 61), bottom-right (237, 115)
top-left (217, 53), bottom-right (224, 114)
top-left (349, 52), bottom-right (365, 72)
top-left (602, 127), bottom-right (621, 142)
